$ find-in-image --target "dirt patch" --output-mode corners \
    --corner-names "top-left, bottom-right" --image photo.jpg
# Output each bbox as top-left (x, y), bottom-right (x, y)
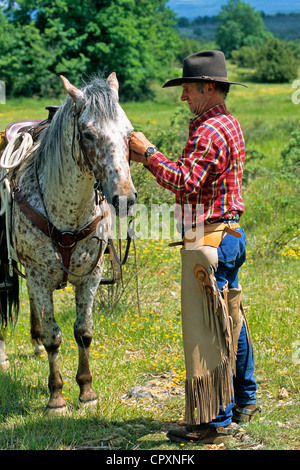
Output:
top-left (121, 373), bottom-right (184, 409)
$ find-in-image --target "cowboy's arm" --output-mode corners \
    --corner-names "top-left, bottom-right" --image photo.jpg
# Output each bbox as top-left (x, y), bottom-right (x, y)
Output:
top-left (130, 131), bottom-right (221, 197)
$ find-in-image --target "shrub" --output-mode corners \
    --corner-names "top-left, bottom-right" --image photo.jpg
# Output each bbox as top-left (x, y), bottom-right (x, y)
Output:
top-left (231, 46), bottom-right (257, 68)
top-left (254, 38), bottom-right (299, 83)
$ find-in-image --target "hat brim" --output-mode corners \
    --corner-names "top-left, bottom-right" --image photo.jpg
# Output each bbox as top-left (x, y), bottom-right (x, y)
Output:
top-left (162, 77), bottom-right (248, 88)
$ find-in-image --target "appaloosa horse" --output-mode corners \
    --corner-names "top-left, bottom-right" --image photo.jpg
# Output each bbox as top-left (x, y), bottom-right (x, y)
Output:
top-left (0, 73), bottom-right (137, 412)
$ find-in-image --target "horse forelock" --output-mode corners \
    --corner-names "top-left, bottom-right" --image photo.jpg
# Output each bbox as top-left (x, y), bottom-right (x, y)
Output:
top-left (81, 77), bottom-right (118, 123)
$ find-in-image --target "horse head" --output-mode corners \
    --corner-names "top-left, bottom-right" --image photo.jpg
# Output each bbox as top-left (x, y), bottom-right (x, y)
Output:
top-left (60, 74), bottom-right (137, 216)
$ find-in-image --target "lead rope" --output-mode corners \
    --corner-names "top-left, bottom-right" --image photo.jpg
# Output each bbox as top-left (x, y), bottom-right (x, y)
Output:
top-left (132, 237), bottom-right (142, 315)
top-left (128, 148), bottom-right (141, 314)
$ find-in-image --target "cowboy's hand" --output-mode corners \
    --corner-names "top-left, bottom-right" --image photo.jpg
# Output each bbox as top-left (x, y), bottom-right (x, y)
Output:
top-left (130, 150), bottom-right (148, 165)
top-left (130, 132), bottom-right (156, 165)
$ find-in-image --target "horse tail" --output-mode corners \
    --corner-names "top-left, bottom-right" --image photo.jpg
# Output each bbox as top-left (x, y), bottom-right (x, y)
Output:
top-left (0, 212), bottom-right (19, 328)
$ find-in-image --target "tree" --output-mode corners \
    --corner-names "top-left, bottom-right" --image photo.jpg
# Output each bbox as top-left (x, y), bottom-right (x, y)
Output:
top-left (0, 9), bottom-right (53, 96)
top-left (216, 0), bottom-right (272, 57)
top-left (178, 17), bottom-right (190, 27)
top-left (1, 0), bottom-right (180, 100)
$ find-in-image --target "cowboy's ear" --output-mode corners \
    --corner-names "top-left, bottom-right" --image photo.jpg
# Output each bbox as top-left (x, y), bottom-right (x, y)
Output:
top-left (60, 75), bottom-right (84, 106)
top-left (205, 82), bottom-right (216, 95)
top-left (106, 72), bottom-right (119, 99)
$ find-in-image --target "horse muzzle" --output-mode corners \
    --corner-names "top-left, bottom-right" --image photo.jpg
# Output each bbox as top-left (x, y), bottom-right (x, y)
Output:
top-left (112, 192), bottom-right (137, 217)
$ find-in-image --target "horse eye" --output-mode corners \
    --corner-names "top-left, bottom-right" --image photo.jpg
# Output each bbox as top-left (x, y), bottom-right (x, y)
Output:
top-left (83, 130), bottom-right (95, 141)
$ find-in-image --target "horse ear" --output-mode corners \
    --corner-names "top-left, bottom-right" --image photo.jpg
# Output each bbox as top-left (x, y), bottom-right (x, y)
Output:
top-left (60, 75), bottom-right (84, 106)
top-left (107, 72), bottom-right (119, 99)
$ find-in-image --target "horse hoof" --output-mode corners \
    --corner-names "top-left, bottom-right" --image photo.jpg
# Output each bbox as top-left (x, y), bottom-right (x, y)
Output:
top-left (79, 399), bottom-right (98, 410)
top-left (34, 344), bottom-right (46, 357)
top-left (46, 405), bottom-right (70, 416)
top-left (0, 360), bottom-right (10, 371)
top-left (31, 339), bottom-right (46, 357)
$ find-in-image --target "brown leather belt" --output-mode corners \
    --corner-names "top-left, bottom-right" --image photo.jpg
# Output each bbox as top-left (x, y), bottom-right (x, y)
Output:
top-left (169, 222), bottom-right (241, 250)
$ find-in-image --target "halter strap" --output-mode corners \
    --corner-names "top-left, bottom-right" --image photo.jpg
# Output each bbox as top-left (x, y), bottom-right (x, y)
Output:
top-left (71, 105), bottom-right (94, 173)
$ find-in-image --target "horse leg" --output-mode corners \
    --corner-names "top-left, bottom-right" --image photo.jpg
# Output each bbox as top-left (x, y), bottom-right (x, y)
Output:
top-left (74, 283), bottom-right (98, 407)
top-left (27, 279), bottom-right (67, 412)
top-left (0, 332), bottom-right (9, 370)
top-left (27, 285), bottom-right (46, 357)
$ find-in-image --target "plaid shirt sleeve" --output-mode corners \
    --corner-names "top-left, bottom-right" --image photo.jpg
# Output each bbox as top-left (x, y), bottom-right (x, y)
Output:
top-left (148, 133), bottom-right (224, 197)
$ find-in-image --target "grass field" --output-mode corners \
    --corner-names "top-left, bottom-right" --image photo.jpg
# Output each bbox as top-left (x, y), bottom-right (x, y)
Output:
top-left (0, 70), bottom-right (299, 451)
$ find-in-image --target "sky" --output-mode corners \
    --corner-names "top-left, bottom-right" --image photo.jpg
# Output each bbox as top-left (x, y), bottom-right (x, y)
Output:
top-left (167, 0), bottom-right (300, 17)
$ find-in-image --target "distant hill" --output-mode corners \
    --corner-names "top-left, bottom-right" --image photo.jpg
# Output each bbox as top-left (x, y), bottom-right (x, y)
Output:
top-left (167, 0), bottom-right (300, 18)
top-left (263, 13), bottom-right (300, 41)
top-left (178, 12), bottom-right (300, 43)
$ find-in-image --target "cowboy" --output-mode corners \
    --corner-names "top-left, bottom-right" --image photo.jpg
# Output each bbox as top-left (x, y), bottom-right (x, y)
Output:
top-left (129, 50), bottom-right (260, 444)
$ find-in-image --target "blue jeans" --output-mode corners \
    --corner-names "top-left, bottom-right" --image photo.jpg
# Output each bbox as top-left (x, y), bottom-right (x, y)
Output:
top-left (209, 228), bottom-right (257, 427)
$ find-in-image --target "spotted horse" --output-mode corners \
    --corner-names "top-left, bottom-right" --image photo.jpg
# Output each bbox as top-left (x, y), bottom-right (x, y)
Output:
top-left (0, 73), bottom-right (137, 413)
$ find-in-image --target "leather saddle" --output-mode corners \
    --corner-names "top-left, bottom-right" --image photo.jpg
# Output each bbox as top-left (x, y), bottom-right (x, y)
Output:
top-left (4, 105), bottom-right (59, 144)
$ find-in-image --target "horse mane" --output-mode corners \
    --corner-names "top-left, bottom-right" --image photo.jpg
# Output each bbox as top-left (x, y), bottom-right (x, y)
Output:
top-left (19, 76), bottom-right (118, 189)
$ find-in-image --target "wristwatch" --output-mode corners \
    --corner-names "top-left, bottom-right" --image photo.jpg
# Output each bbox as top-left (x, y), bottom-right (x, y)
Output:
top-left (144, 146), bottom-right (158, 161)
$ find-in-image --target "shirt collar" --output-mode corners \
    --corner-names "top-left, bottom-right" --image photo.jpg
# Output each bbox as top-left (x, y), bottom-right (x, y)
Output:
top-left (190, 103), bottom-right (228, 128)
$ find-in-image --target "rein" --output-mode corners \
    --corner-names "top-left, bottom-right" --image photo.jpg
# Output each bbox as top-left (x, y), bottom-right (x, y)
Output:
top-left (11, 104), bottom-right (133, 288)
top-left (108, 217), bottom-right (135, 267)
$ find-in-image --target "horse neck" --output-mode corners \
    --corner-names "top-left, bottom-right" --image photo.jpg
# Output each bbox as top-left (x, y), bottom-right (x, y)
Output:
top-left (40, 119), bottom-right (97, 230)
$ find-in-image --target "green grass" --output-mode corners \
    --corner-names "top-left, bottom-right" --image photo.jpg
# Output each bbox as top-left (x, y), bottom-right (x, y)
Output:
top-left (0, 96), bottom-right (62, 126)
top-left (0, 74), bottom-right (300, 450)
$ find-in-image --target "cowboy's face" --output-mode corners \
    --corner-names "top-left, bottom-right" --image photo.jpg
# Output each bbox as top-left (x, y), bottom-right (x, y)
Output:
top-left (180, 82), bottom-right (216, 115)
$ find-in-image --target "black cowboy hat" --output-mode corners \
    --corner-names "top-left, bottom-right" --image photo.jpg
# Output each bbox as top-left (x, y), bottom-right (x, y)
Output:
top-left (163, 50), bottom-right (247, 88)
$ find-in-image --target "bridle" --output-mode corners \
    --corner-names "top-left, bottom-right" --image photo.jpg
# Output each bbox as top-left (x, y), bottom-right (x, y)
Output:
top-left (29, 103), bottom-right (134, 286)
top-left (72, 105), bottom-right (92, 170)
top-left (70, 103), bottom-right (135, 267)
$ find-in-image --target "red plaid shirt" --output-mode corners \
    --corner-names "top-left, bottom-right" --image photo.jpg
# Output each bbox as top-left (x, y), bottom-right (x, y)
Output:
top-left (149, 103), bottom-right (245, 229)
